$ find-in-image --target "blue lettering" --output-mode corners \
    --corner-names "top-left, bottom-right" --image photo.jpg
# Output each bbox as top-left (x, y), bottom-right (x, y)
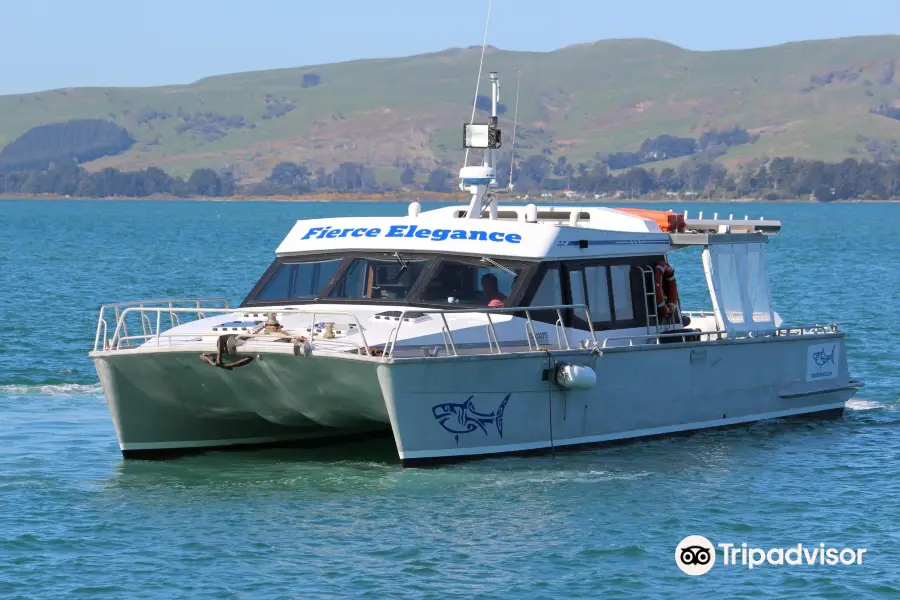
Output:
top-left (304, 224), bottom-right (521, 244)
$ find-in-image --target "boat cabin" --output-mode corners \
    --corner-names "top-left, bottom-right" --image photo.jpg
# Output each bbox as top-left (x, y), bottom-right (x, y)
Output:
top-left (241, 205), bottom-right (782, 339)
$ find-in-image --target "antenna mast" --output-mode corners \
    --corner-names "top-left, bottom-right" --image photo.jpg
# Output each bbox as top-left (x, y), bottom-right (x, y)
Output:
top-left (463, 0), bottom-right (493, 169)
top-left (508, 70), bottom-right (521, 190)
top-left (459, 0), bottom-right (503, 220)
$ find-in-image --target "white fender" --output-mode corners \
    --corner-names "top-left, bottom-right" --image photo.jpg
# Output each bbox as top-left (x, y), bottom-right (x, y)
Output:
top-left (555, 364), bottom-right (597, 390)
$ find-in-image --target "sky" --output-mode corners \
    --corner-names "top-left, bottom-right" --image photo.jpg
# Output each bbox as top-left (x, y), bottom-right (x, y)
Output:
top-left (1, 0), bottom-right (898, 95)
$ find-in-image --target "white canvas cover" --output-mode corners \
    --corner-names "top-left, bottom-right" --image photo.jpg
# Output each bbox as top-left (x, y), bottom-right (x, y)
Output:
top-left (702, 242), bottom-right (775, 335)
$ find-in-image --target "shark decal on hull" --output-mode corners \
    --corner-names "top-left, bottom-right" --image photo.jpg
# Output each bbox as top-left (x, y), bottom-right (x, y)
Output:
top-left (432, 394), bottom-right (510, 445)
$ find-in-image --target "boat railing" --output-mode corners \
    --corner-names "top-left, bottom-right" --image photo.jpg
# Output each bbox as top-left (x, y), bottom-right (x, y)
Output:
top-left (384, 304), bottom-right (598, 358)
top-left (94, 300), bottom-right (842, 357)
top-left (600, 321), bottom-right (840, 349)
top-left (94, 298), bottom-right (231, 352)
top-left (97, 304), bottom-right (373, 354)
top-left (602, 329), bottom-right (728, 348)
top-left (682, 310), bottom-right (716, 318)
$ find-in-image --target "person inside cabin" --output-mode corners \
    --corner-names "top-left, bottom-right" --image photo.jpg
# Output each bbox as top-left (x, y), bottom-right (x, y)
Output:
top-left (481, 273), bottom-right (507, 307)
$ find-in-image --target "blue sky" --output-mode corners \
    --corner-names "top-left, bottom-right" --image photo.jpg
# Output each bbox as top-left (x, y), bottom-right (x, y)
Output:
top-left (1, 0), bottom-right (897, 95)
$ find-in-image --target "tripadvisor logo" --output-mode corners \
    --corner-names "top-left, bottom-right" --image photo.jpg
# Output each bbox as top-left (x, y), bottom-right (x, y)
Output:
top-left (675, 536), bottom-right (868, 575)
top-left (675, 535), bottom-right (716, 576)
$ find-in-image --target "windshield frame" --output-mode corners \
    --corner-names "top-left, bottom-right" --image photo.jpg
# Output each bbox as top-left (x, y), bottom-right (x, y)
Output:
top-left (240, 252), bottom-right (537, 309)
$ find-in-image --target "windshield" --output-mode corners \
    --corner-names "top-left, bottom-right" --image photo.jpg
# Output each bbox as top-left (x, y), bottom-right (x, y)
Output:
top-left (243, 253), bottom-right (528, 307)
top-left (328, 257), bottom-right (428, 301)
top-left (253, 258), bottom-right (342, 302)
top-left (417, 260), bottom-right (520, 307)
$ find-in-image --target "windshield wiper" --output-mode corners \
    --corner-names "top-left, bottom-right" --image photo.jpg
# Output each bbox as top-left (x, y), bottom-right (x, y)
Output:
top-left (481, 257), bottom-right (516, 277)
top-left (394, 252), bottom-right (409, 278)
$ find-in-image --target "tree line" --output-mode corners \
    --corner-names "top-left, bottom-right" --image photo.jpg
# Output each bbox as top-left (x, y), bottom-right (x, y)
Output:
top-left (3, 155), bottom-right (900, 200)
top-left (0, 119), bottom-right (134, 173)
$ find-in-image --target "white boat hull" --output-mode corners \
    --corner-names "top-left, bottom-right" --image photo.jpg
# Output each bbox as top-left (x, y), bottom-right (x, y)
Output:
top-left (92, 349), bottom-right (390, 457)
top-left (92, 333), bottom-right (856, 464)
top-left (384, 333), bottom-right (855, 466)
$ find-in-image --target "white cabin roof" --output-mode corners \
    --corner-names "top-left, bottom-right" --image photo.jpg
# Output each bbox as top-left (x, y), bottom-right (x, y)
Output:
top-left (275, 204), bottom-right (673, 260)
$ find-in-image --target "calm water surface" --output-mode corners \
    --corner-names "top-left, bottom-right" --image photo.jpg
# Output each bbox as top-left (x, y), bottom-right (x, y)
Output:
top-left (0, 200), bottom-right (898, 598)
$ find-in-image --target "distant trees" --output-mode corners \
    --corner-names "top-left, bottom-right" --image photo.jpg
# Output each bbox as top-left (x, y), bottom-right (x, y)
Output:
top-left (301, 73), bottom-right (321, 88)
top-left (424, 169), bottom-right (453, 192)
top-left (474, 95), bottom-right (507, 115)
top-left (0, 119), bottom-right (134, 173)
top-left (871, 102), bottom-right (900, 121)
top-left (269, 162), bottom-right (311, 193)
top-left (261, 99), bottom-right (296, 120)
top-left (0, 159), bottom-right (182, 197)
top-left (3, 140), bottom-right (900, 200)
top-left (505, 152), bottom-right (900, 200)
top-left (600, 128), bottom-right (756, 170)
top-left (400, 166), bottom-right (416, 185)
top-left (187, 169), bottom-right (223, 196)
top-left (173, 111), bottom-right (249, 141)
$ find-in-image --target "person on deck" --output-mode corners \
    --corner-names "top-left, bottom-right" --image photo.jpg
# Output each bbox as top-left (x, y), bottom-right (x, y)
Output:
top-left (481, 273), bottom-right (507, 308)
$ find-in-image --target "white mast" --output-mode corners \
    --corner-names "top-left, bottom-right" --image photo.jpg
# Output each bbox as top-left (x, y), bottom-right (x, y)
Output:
top-left (460, 71), bottom-right (501, 220)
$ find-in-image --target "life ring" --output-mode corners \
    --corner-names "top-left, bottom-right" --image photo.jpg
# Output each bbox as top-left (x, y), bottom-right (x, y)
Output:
top-left (654, 261), bottom-right (679, 317)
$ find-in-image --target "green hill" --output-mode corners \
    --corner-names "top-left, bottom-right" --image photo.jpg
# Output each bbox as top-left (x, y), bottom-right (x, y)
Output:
top-left (2, 35), bottom-right (899, 183)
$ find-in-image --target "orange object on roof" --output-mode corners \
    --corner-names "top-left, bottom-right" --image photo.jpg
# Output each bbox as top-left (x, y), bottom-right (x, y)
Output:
top-left (616, 208), bottom-right (686, 233)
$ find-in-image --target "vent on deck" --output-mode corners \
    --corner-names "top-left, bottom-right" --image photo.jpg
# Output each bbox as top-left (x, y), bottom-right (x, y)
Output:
top-left (373, 311), bottom-right (433, 323)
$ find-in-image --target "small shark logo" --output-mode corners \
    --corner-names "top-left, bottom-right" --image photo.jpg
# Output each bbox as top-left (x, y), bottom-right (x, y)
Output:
top-left (812, 345), bottom-right (836, 369)
top-left (432, 394), bottom-right (510, 443)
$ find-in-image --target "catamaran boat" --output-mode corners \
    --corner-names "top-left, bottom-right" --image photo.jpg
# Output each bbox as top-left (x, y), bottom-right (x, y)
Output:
top-left (90, 70), bottom-right (862, 466)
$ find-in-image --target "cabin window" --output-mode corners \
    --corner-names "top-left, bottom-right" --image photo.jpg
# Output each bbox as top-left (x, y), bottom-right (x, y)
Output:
top-left (521, 265), bottom-right (564, 325)
top-left (530, 266), bottom-right (562, 307)
top-left (254, 258), bottom-right (343, 302)
top-left (583, 266), bottom-right (612, 322)
top-left (560, 261), bottom-right (646, 330)
top-left (418, 261), bottom-right (521, 306)
top-left (328, 258), bottom-right (428, 301)
top-left (569, 269), bottom-right (587, 308)
top-left (610, 265), bottom-right (635, 321)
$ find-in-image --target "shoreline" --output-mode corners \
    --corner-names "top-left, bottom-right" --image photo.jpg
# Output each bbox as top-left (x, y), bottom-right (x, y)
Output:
top-left (1, 193), bottom-right (898, 204)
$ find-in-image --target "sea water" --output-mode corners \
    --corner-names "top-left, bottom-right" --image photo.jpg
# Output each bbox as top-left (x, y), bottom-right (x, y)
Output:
top-left (0, 200), bottom-right (897, 598)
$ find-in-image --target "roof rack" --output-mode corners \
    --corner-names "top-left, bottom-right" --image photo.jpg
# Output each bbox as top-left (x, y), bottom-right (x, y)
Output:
top-left (681, 211), bottom-right (782, 236)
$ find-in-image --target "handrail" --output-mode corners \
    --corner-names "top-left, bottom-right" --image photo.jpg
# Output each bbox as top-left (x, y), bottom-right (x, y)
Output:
top-left (602, 329), bottom-right (728, 348)
top-left (385, 304), bottom-right (596, 358)
top-left (601, 322), bottom-right (840, 348)
top-left (95, 298), bottom-right (842, 359)
top-left (94, 298), bottom-right (230, 351)
top-left (103, 305), bottom-right (372, 354)
top-left (98, 297), bottom-right (230, 311)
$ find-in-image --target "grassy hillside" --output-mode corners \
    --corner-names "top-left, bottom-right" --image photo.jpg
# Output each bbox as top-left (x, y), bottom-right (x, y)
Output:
top-left (2, 36), bottom-right (900, 182)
